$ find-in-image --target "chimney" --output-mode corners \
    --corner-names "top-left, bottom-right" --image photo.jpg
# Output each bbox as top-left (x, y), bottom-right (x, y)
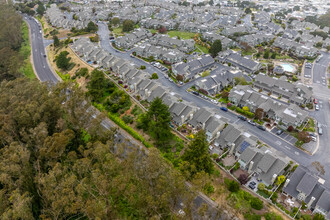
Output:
top-left (202, 122), bottom-right (206, 129)
top-left (216, 131), bottom-right (220, 138)
top-left (229, 143), bottom-right (235, 154)
top-left (271, 174), bottom-right (277, 184)
top-left (284, 179), bottom-right (290, 187)
top-left (307, 197), bottom-right (315, 209)
top-left (190, 113), bottom-right (193, 120)
top-left (181, 115), bottom-right (185, 125)
top-left (134, 83), bottom-right (137, 91)
top-left (147, 90), bottom-right (151, 98)
top-left (248, 161), bottom-right (254, 174)
top-left (144, 89), bottom-right (148, 96)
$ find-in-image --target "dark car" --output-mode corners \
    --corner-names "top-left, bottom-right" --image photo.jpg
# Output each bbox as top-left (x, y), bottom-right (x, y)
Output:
top-left (192, 91), bottom-right (199, 96)
top-left (238, 115), bottom-right (247, 121)
top-left (257, 125), bottom-right (266, 131)
top-left (249, 184), bottom-right (256, 190)
top-left (250, 181), bottom-right (256, 185)
top-left (276, 130), bottom-right (283, 135)
top-left (220, 107), bottom-right (228, 112)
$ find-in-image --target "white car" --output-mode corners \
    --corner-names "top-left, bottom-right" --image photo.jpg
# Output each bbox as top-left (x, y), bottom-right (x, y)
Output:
top-left (315, 104), bottom-right (319, 111)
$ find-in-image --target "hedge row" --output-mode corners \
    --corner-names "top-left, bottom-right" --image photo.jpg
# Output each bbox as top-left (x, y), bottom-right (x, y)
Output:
top-left (107, 112), bottom-right (153, 148)
top-left (93, 103), bottom-right (153, 148)
top-left (236, 107), bottom-right (255, 118)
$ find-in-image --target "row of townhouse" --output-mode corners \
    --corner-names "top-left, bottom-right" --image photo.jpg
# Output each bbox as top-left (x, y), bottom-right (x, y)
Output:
top-left (221, 25), bottom-right (257, 37)
top-left (238, 146), bottom-right (290, 186)
top-left (273, 37), bottom-right (318, 58)
top-left (229, 85), bottom-right (309, 129)
top-left (148, 34), bottom-right (195, 53)
top-left (283, 166), bottom-right (330, 220)
top-left (194, 68), bottom-right (243, 95)
top-left (45, 5), bottom-right (89, 30)
top-left (253, 74), bottom-right (313, 106)
top-left (115, 29), bottom-right (152, 49)
top-left (172, 55), bottom-right (216, 81)
top-left (71, 38), bottom-right (135, 73)
top-left (202, 32), bottom-right (236, 50)
top-left (217, 51), bottom-right (262, 74)
top-left (133, 43), bottom-right (187, 64)
top-left (238, 33), bottom-right (276, 47)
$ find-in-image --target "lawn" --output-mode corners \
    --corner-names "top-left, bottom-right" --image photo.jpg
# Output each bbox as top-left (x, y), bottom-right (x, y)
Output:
top-left (168, 31), bottom-right (196, 39)
top-left (112, 27), bottom-right (124, 36)
top-left (195, 44), bottom-right (209, 54)
top-left (19, 21), bottom-right (36, 79)
top-left (148, 29), bottom-right (157, 34)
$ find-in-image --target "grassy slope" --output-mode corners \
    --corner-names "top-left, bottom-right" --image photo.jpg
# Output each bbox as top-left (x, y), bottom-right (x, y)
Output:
top-left (19, 21), bottom-right (36, 79)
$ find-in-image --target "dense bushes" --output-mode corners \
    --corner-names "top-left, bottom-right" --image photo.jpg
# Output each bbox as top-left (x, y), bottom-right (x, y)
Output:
top-left (236, 107), bottom-right (255, 118)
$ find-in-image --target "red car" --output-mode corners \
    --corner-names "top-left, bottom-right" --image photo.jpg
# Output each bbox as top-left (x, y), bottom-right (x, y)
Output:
top-left (314, 99), bottom-right (318, 104)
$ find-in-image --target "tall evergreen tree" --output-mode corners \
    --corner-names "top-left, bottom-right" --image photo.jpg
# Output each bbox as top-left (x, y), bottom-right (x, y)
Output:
top-left (209, 39), bottom-right (222, 57)
top-left (181, 130), bottom-right (213, 177)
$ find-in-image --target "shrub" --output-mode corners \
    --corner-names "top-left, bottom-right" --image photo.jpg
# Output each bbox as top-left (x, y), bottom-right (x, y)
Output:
top-left (224, 178), bottom-right (240, 192)
top-left (122, 115), bottom-right (133, 124)
top-left (250, 197), bottom-right (263, 210)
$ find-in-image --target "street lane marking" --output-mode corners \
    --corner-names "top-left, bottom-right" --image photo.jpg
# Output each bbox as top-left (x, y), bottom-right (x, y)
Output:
top-left (295, 151), bottom-right (300, 155)
top-left (276, 141), bottom-right (281, 145)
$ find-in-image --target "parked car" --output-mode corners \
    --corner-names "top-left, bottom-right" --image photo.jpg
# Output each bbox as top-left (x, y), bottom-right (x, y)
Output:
top-left (311, 136), bottom-right (317, 142)
top-left (318, 127), bottom-right (323, 135)
top-left (248, 184), bottom-right (256, 190)
top-left (315, 104), bottom-right (319, 111)
top-left (276, 129), bottom-right (284, 135)
top-left (192, 91), bottom-right (199, 96)
top-left (238, 115), bottom-right (247, 121)
top-left (257, 125), bottom-right (266, 131)
top-left (250, 181), bottom-right (256, 186)
top-left (220, 107), bottom-right (228, 112)
top-left (248, 120), bottom-right (256, 126)
top-left (309, 132), bottom-right (316, 137)
top-left (314, 99), bottom-right (318, 104)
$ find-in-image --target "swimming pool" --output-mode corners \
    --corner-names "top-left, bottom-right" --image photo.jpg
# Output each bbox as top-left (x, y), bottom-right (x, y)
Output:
top-left (280, 63), bottom-right (295, 73)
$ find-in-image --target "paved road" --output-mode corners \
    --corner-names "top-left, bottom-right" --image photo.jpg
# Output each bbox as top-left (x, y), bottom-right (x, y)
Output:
top-left (25, 18), bottom-right (224, 217)
top-left (308, 52), bottom-right (330, 185)
top-left (23, 15), bottom-right (60, 84)
top-left (97, 22), bottom-right (329, 184)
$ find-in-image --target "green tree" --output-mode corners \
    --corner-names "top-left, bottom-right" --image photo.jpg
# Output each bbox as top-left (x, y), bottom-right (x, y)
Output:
top-left (245, 7), bottom-right (252, 14)
top-left (250, 197), bottom-right (263, 210)
top-left (111, 17), bottom-right (120, 26)
top-left (150, 73), bottom-right (158, 79)
top-left (209, 39), bottom-right (222, 57)
top-left (257, 183), bottom-right (265, 191)
top-left (87, 69), bottom-right (114, 102)
top-left (37, 3), bottom-right (45, 16)
top-left (271, 53), bottom-right (277, 59)
top-left (140, 97), bottom-right (172, 147)
top-left (277, 175), bottom-right (285, 186)
top-left (263, 49), bottom-right (270, 59)
top-left (314, 213), bottom-right (325, 220)
top-left (85, 21), bottom-right (98, 33)
top-left (53, 35), bottom-right (60, 47)
top-left (181, 130), bottom-right (214, 177)
top-left (122, 19), bottom-right (134, 32)
top-left (56, 51), bottom-right (71, 70)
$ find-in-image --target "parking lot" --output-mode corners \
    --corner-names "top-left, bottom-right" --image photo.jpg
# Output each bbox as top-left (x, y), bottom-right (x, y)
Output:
top-left (304, 66), bottom-right (312, 78)
top-left (270, 127), bottom-right (297, 145)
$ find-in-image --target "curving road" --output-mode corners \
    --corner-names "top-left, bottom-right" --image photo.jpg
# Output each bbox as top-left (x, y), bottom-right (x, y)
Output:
top-left (97, 22), bottom-right (330, 187)
top-left (23, 15), bottom-right (60, 84)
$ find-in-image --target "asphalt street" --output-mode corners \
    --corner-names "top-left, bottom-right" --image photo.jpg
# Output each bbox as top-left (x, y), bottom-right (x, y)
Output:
top-left (23, 16), bottom-right (60, 84)
top-left (98, 22), bottom-right (330, 187)
top-left (26, 17), bottom-right (223, 217)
